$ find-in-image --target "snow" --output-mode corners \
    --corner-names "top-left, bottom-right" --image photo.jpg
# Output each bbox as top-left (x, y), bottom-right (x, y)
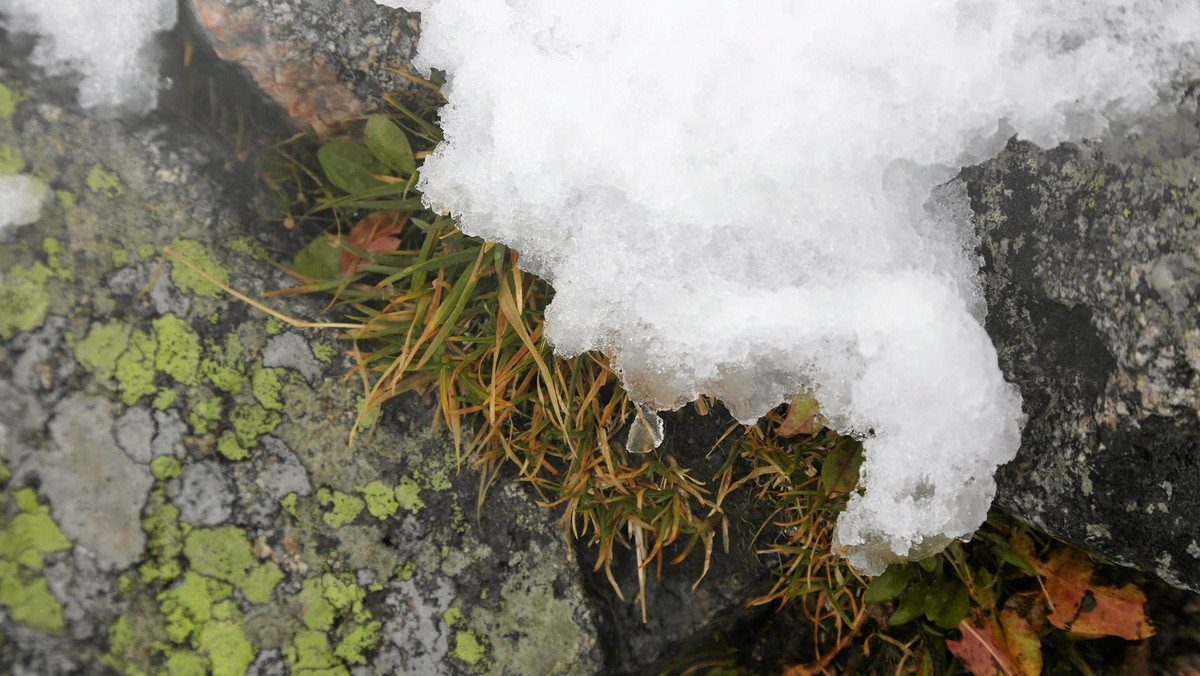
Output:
top-left (0, 174), bottom-right (47, 233)
top-left (1, 0), bottom-right (177, 114)
top-left (385, 1), bottom-right (1199, 573)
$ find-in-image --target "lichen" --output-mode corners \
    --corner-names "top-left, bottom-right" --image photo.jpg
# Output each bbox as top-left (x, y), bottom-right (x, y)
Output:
top-left (86, 162), bottom-right (124, 197)
top-left (0, 81), bottom-right (24, 124)
top-left (111, 247), bottom-right (129, 267)
top-left (357, 481), bottom-right (399, 520)
top-left (56, 190), bottom-right (76, 210)
top-left (114, 328), bottom-right (157, 404)
top-left (42, 237), bottom-right (74, 281)
top-left (188, 396), bottom-right (223, 435)
top-left (286, 629), bottom-right (348, 675)
top-left (280, 493), bottom-right (299, 520)
top-left (74, 321), bottom-right (131, 379)
top-left (152, 315), bottom-right (202, 387)
top-left (140, 488), bottom-right (187, 584)
top-left (230, 403), bottom-right (280, 447)
top-left (334, 616), bottom-right (381, 665)
top-left (394, 477), bottom-right (425, 514)
top-left (150, 457), bottom-right (183, 481)
top-left (251, 366), bottom-right (284, 411)
top-left (152, 389), bottom-right (177, 410)
top-left (238, 561), bottom-right (284, 604)
top-left (317, 488), bottom-right (364, 528)
top-left (451, 629), bottom-right (492, 671)
top-left (216, 431), bottom-right (249, 462)
top-left (199, 333), bottom-right (246, 394)
top-left (0, 263), bottom-right (52, 339)
top-left (0, 144), bottom-right (24, 175)
top-left (182, 526), bottom-right (280, 604)
top-left (310, 341), bottom-right (336, 363)
top-left (168, 239), bottom-right (229, 297)
top-left (0, 488), bottom-right (72, 633)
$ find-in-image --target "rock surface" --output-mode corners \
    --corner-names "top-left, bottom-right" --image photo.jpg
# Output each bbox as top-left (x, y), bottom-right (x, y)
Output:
top-left (968, 107), bottom-right (1200, 592)
top-left (187, 0), bottom-right (439, 135)
top-left (0, 64), bottom-right (604, 674)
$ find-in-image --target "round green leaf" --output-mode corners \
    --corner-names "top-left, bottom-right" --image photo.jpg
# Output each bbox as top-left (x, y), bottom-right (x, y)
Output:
top-left (864, 564), bottom-right (914, 604)
top-left (293, 236), bottom-right (341, 280)
top-left (364, 115), bottom-right (416, 176)
top-left (318, 141), bottom-right (382, 194)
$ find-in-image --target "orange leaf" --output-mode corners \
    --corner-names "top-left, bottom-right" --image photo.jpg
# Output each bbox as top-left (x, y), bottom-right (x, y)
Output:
top-left (777, 394), bottom-right (824, 436)
top-left (999, 601), bottom-right (1043, 676)
top-left (947, 610), bottom-right (1023, 676)
top-left (340, 210), bottom-right (409, 274)
top-left (1032, 547), bottom-right (1154, 640)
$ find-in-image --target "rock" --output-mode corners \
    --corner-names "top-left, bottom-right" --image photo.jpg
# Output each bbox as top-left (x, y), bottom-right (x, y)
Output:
top-left (0, 57), bottom-right (603, 675)
top-left (966, 107), bottom-right (1200, 592)
top-left (186, 0), bottom-right (439, 135)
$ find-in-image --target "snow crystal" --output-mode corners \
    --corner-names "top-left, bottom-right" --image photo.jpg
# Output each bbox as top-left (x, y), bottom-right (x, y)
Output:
top-left (0, 174), bottom-right (47, 233)
top-left (388, 1), bottom-right (1200, 573)
top-left (1, 0), bottom-right (177, 114)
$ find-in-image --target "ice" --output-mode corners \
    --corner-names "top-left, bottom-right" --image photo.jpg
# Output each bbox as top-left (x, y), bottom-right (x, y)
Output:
top-left (386, 1), bottom-right (1200, 573)
top-left (0, 174), bottom-right (47, 233)
top-left (1, 0), bottom-right (177, 114)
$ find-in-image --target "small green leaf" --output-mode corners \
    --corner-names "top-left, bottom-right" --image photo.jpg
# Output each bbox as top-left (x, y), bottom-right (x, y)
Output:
top-left (820, 442), bottom-right (863, 494)
top-left (365, 115), bottom-right (416, 176)
top-left (934, 580), bottom-right (972, 630)
top-left (318, 141), bottom-right (381, 194)
top-left (888, 580), bottom-right (928, 626)
top-left (293, 236), bottom-right (341, 280)
top-left (918, 556), bottom-right (940, 573)
top-left (923, 577), bottom-right (957, 623)
top-left (865, 564), bottom-right (914, 604)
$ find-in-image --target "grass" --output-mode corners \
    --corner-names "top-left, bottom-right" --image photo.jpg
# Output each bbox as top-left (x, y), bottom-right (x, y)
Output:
top-left (162, 87), bottom-right (1161, 674)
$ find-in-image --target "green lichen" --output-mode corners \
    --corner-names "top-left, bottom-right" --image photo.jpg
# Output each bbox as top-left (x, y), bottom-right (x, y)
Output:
top-left (168, 239), bottom-right (229, 297)
top-left (0, 488), bottom-right (72, 633)
top-left (152, 389), bottom-right (177, 410)
top-left (452, 629), bottom-right (492, 671)
top-left (150, 456), bottom-right (182, 481)
top-left (152, 315), bottom-right (202, 387)
top-left (56, 190), bottom-right (76, 210)
top-left (444, 607), bottom-right (467, 628)
top-left (228, 237), bottom-right (263, 258)
top-left (115, 328), bottom-right (157, 404)
top-left (195, 619), bottom-right (256, 676)
top-left (286, 629), bottom-right (349, 675)
top-left (238, 561), bottom-right (283, 604)
top-left (86, 163), bottom-right (124, 197)
top-left (251, 366), bottom-right (284, 411)
top-left (189, 396), bottom-right (223, 435)
top-left (75, 321), bottom-right (131, 379)
top-left (298, 577), bottom-right (335, 631)
top-left (111, 247), bottom-right (129, 267)
top-left (0, 144), bottom-right (24, 175)
top-left (264, 316), bottom-right (285, 335)
top-left (137, 243), bottom-right (155, 260)
top-left (104, 614), bottom-right (155, 676)
top-left (164, 651), bottom-right (209, 676)
top-left (159, 571), bottom-right (232, 643)
top-left (393, 561), bottom-right (417, 581)
top-left (319, 572), bottom-right (365, 613)
top-left (357, 481), bottom-right (399, 520)
top-left (394, 477), bottom-right (425, 514)
top-left (42, 238), bottom-right (73, 281)
top-left (310, 342), bottom-right (336, 362)
top-left (0, 460), bottom-right (9, 483)
top-left (140, 488), bottom-right (187, 584)
top-left (334, 616), bottom-right (381, 666)
top-left (317, 489), bottom-right (364, 528)
top-left (230, 403), bottom-right (280, 447)
top-left (0, 263), bottom-right (52, 339)
top-left (280, 493), bottom-right (299, 520)
top-left (216, 431), bottom-right (249, 462)
top-left (200, 333), bottom-right (246, 394)
top-left (181, 526), bottom-right (282, 605)
top-left (0, 81), bottom-right (24, 124)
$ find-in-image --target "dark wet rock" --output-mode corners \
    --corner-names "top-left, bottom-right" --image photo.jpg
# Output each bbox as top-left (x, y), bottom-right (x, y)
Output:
top-left (966, 107), bottom-right (1200, 592)
top-left (187, 0), bottom-right (438, 135)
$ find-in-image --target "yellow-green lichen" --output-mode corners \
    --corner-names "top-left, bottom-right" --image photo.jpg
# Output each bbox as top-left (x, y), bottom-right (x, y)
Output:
top-left (56, 190), bottom-right (76, 210)
top-left (310, 342), bottom-right (336, 362)
top-left (230, 403), bottom-right (280, 447)
top-left (239, 561), bottom-right (284, 604)
top-left (394, 477), bottom-right (425, 514)
top-left (195, 618), bottom-right (256, 676)
top-left (251, 366), bottom-right (284, 411)
top-left (75, 321), bottom-right (131, 379)
top-left (199, 333), bottom-right (246, 394)
top-left (168, 239), bottom-right (229, 297)
top-left (182, 526), bottom-right (281, 604)
top-left (159, 571), bottom-right (232, 643)
top-left (0, 144), bottom-right (24, 176)
top-left (286, 629), bottom-right (349, 676)
top-left (280, 493), bottom-right (299, 520)
top-left (264, 316), bottom-right (285, 335)
top-left (42, 237), bottom-right (73, 281)
top-left (140, 488), bottom-right (187, 584)
top-left (452, 629), bottom-right (492, 671)
top-left (216, 431), bottom-right (249, 462)
top-left (0, 488), bottom-right (72, 633)
top-left (189, 395), bottom-right (223, 435)
top-left (86, 163), bottom-right (124, 197)
top-left (444, 607), bottom-right (467, 628)
top-left (316, 489), bottom-right (364, 528)
top-left (137, 243), bottom-right (155, 260)
top-left (151, 315), bottom-right (202, 387)
top-left (152, 389), bottom-right (177, 410)
top-left (114, 329), bottom-right (157, 405)
top-left (111, 247), bottom-right (129, 267)
top-left (0, 81), bottom-right (24, 124)
top-left (104, 614), bottom-right (158, 676)
top-left (150, 456), bottom-right (182, 481)
top-left (0, 263), bottom-right (52, 339)
top-left (357, 481), bottom-right (399, 520)
top-left (163, 651), bottom-right (209, 676)
top-left (228, 237), bottom-right (264, 258)
top-left (334, 616), bottom-right (381, 666)
top-left (0, 460), bottom-right (9, 483)
top-left (393, 561), bottom-right (417, 581)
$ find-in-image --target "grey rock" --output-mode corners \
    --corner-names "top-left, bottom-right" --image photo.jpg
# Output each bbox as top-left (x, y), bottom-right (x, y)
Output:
top-left (114, 405), bottom-right (155, 464)
top-left (966, 107), bottom-right (1200, 591)
top-left (168, 460), bottom-right (236, 526)
top-left (151, 409), bottom-right (187, 459)
top-left (262, 332), bottom-right (324, 383)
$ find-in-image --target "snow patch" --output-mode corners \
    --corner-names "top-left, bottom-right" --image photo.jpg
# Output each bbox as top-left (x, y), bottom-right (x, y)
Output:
top-left (0, 174), bottom-right (47, 233)
top-left (382, 1), bottom-right (1200, 573)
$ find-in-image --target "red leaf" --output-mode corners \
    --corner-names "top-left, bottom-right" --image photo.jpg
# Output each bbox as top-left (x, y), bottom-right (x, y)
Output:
top-left (1032, 547), bottom-right (1154, 640)
top-left (340, 210), bottom-right (409, 274)
top-left (947, 610), bottom-right (1023, 676)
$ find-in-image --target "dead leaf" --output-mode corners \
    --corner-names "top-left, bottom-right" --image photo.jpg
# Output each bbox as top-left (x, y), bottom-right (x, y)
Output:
top-left (777, 394), bottom-right (825, 436)
top-left (1032, 546), bottom-right (1154, 640)
top-left (999, 597), bottom-right (1043, 676)
top-left (947, 610), bottom-right (1023, 676)
top-left (820, 442), bottom-right (863, 495)
top-left (340, 210), bottom-right (409, 274)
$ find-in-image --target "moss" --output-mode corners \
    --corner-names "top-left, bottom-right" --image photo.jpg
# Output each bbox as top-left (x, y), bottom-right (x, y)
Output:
top-left (239, 560), bottom-right (283, 604)
top-left (0, 81), bottom-right (24, 124)
top-left (216, 431), bottom-right (249, 462)
top-left (357, 481), bottom-right (399, 520)
top-left (140, 489), bottom-right (186, 584)
top-left (280, 493), bottom-right (299, 519)
top-left (310, 342), bottom-right (336, 362)
top-left (452, 629), bottom-right (492, 671)
top-left (189, 396), bottom-right (223, 435)
top-left (168, 239), bottom-right (230, 297)
top-left (394, 477), bottom-right (425, 514)
top-left (286, 629), bottom-right (348, 675)
top-left (56, 189), bottom-right (76, 210)
top-left (0, 489), bottom-right (71, 634)
top-left (0, 144), bottom-right (24, 175)
top-left (316, 489), bottom-right (364, 528)
top-left (75, 321), bottom-right (132, 379)
top-left (115, 329), bottom-right (158, 405)
top-left (86, 162), bottom-right (124, 197)
top-left (200, 333), bottom-right (247, 394)
top-left (0, 263), bottom-right (52, 339)
top-left (152, 389), bottom-right (177, 410)
top-left (334, 616), bottom-right (381, 665)
top-left (230, 403), bottom-right (281, 447)
top-left (152, 315), bottom-right (202, 387)
top-left (150, 456), bottom-right (183, 481)
top-left (42, 237), bottom-right (73, 281)
top-left (251, 366), bottom-right (284, 411)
